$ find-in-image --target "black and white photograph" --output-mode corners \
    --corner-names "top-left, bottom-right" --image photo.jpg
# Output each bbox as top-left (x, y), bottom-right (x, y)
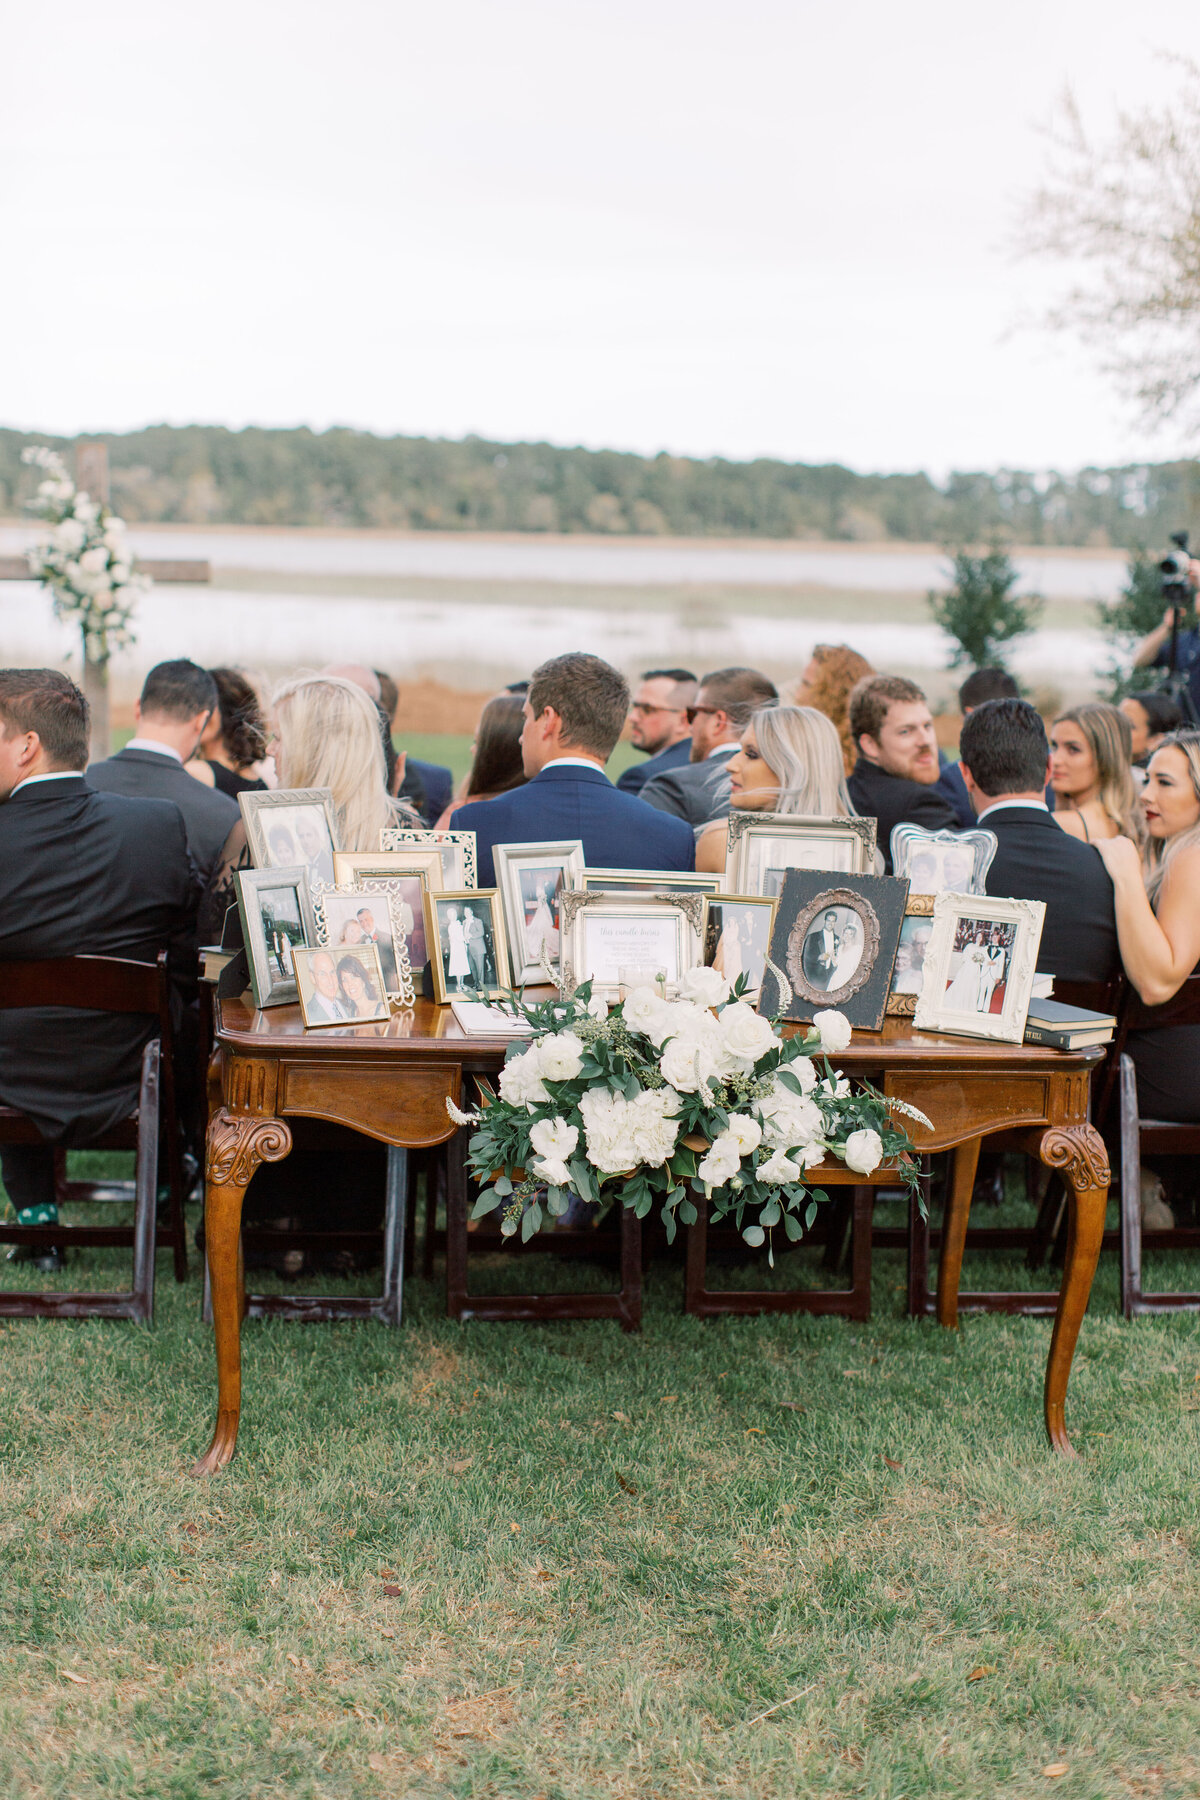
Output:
top-left (234, 865), bottom-right (317, 1009)
top-left (915, 893), bottom-right (1046, 1044)
top-left (492, 840), bottom-right (585, 984)
top-left (760, 871), bottom-right (908, 1030)
top-left (312, 882), bottom-right (415, 1003)
top-left (799, 904), bottom-right (865, 993)
top-left (293, 942), bottom-right (390, 1029)
top-left (425, 889), bottom-right (510, 1003)
top-left (704, 895), bottom-right (777, 999)
top-left (240, 788), bottom-right (340, 886)
top-left (890, 826), bottom-right (998, 896)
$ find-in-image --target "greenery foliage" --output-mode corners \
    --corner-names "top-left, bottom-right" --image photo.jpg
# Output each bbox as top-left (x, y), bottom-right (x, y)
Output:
top-left (927, 550), bottom-right (1043, 670)
top-left (2, 424), bottom-right (1200, 544)
top-left (1096, 550), bottom-right (1168, 699)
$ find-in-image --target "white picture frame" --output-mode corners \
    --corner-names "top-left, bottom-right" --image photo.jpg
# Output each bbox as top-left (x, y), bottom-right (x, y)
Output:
top-left (560, 892), bottom-right (706, 1003)
top-left (725, 813), bottom-right (876, 897)
top-left (492, 839), bottom-right (585, 986)
top-left (914, 893), bottom-right (1046, 1044)
top-left (380, 827), bottom-right (477, 889)
top-left (311, 880), bottom-right (415, 1005)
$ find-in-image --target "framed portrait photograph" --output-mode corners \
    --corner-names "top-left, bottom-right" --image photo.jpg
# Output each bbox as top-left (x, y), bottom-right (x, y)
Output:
top-left (582, 868), bottom-right (723, 897)
top-left (234, 866), bottom-right (316, 1009)
top-left (380, 828), bottom-right (477, 889)
top-left (240, 788), bottom-right (340, 885)
top-left (890, 825), bottom-right (998, 896)
top-left (332, 850), bottom-right (443, 969)
top-left (560, 892), bottom-right (705, 1003)
top-left (703, 894), bottom-right (778, 1000)
top-left (424, 889), bottom-right (510, 1003)
top-left (885, 893), bottom-right (935, 1017)
top-left (914, 894), bottom-right (1046, 1044)
top-left (311, 881), bottom-right (415, 1004)
top-left (759, 872), bottom-right (909, 1030)
top-left (492, 840), bottom-right (585, 985)
top-left (726, 813), bottom-right (877, 898)
top-left (292, 941), bottom-right (390, 1029)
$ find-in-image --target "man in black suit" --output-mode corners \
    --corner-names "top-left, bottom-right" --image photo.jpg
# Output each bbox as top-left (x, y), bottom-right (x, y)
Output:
top-left (958, 698), bottom-right (1119, 982)
top-left (640, 666), bottom-right (779, 829)
top-left (616, 668), bottom-right (697, 797)
top-left (88, 660), bottom-right (239, 888)
top-left (846, 675), bottom-right (959, 873)
top-left (0, 670), bottom-right (197, 1267)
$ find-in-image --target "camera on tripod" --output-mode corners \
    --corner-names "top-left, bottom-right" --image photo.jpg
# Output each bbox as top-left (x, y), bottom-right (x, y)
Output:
top-left (1154, 530), bottom-right (1199, 725)
top-left (1160, 530), bottom-right (1194, 620)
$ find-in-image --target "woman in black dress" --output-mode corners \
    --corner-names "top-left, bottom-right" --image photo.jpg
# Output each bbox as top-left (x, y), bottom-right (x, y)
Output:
top-left (187, 667), bottom-right (268, 797)
top-left (1096, 731), bottom-right (1200, 1121)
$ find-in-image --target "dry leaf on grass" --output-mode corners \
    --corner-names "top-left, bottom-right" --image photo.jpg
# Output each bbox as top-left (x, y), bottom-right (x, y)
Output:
top-left (382, 1584), bottom-right (403, 1597)
top-left (450, 1458), bottom-right (473, 1474)
top-left (883, 1456), bottom-right (904, 1471)
top-left (612, 1411), bottom-right (631, 1423)
top-left (60, 1670), bottom-right (88, 1686)
top-left (777, 1401), bottom-right (806, 1412)
top-left (1042, 1764), bottom-right (1069, 1778)
top-left (510, 1522), bottom-right (521, 1534)
top-left (967, 1665), bottom-right (996, 1682)
top-left (616, 1472), bottom-right (639, 1496)
top-left (661, 1394), bottom-right (678, 1403)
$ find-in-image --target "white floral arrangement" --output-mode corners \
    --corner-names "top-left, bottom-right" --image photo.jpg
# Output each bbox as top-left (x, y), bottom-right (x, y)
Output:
top-left (451, 968), bottom-right (926, 1249)
top-left (21, 446), bottom-right (148, 662)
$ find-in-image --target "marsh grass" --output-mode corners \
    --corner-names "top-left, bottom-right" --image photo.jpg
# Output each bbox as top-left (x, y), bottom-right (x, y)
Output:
top-left (3, 1158), bottom-right (1200, 1798)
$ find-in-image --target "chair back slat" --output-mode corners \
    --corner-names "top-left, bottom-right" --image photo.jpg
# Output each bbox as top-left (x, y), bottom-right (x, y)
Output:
top-left (0, 953), bottom-right (165, 1014)
top-left (1052, 975), bottom-right (1126, 1017)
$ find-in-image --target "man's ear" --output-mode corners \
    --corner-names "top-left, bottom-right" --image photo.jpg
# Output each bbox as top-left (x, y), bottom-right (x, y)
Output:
top-left (857, 733), bottom-right (880, 763)
top-left (133, 699), bottom-right (143, 726)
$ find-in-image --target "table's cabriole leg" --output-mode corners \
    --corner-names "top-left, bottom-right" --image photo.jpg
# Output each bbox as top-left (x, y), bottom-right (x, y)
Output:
top-left (191, 1108), bottom-right (292, 1476)
top-left (1039, 1123), bottom-right (1110, 1457)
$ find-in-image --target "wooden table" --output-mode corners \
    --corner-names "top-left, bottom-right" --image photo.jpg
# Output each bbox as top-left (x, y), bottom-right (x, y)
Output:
top-left (193, 1000), bottom-right (1108, 1475)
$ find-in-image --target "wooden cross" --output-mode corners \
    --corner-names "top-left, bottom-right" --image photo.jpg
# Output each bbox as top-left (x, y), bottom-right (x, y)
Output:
top-left (0, 441), bottom-right (212, 584)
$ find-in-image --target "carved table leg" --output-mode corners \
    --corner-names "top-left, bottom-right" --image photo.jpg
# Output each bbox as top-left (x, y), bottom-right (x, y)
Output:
top-left (936, 1137), bottom-right (982, 1329)
top-left (191, 1108), bottom-right (292, 1477)
top-left (1039, 1123), bottom-right (1110, 1457)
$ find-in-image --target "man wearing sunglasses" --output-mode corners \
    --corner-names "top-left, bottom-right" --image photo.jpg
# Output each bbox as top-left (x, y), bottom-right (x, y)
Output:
top-left (615, 668), bottom-right (698, 796)
top-left (640, 666), bottom-right (778, 829)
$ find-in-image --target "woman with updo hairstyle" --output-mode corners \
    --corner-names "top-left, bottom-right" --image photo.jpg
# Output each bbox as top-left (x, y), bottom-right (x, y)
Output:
top-left (1050, 701), bottom-right (1144, 846)
top-left (696, 705), bottom-right (860, 874)
top-left (1095, 730), bottom-right (1200, 1123)
top-left (187, 666), bottom-right (269, 796)
top-left (272, 673), bottom-right (415, 851)
top-left (793, 644), bottom-right (875, 777)
top-left (435, 691), bottom-right (528, 828)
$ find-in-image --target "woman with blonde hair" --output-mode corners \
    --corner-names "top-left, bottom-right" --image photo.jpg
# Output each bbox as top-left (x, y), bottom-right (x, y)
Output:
top-left (272, 673), bottom-right (414, 851)
top-left (1050, 702), bottom-right (1143, 846)
top-left (1095, 730), bottom-right (1200, 1122)
top-left (793, 644), bottom-right (875, 777)
top-left (696, 705), bottom-right (858, 874)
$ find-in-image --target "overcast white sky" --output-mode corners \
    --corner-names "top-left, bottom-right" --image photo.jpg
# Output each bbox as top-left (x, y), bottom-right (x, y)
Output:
top-left (4, 0), bottom-right (1198, 476)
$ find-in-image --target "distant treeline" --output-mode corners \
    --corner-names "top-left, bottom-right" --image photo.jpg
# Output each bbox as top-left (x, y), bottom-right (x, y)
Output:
top-left (2, 424), bottom-right (1199, 547)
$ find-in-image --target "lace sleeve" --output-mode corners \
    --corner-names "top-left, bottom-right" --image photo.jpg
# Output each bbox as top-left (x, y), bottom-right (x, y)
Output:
top-left (199, 820), bottom-right (250, 944)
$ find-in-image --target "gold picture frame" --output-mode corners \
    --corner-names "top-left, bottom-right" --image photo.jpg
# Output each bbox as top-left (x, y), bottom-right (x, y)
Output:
top-left (424, 888), bottom-right (511, 1004)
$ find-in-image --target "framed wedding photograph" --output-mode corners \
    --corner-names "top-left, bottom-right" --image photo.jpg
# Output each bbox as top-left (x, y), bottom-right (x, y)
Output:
top-left (890, 825), bottom-right (997, 896)
top-left (582, 868), bottom-right (723, 896)
top-left (914, 893), bottom-right (1046, 1044)
top-left (234, 865), bottom-right (317, 1009)
top-left (726, 813), bottom-right (877, 898)
top-left (293, 942), bottom-right (390, 1029)
top-left (759, 872), bottom-right (909, 1030)
top-left (240, 787), bottom-right (340, 884)
top-left (560, 892), bottom-right (706, 1003)
top-left (492, 840), bottom-right (585, 985)
top-left (703, 894), bottom-right (778, 1000)
top-left (885, 893), bottom-right (935, 1017)
top-left (332, 850), bottom-right (444, 968)
top-left (311, 881), bottom-right (415, 1004)
top-left (380, 827), bottom-right (477, 889)
top-left (424, 889), bottom-right (510, 1003)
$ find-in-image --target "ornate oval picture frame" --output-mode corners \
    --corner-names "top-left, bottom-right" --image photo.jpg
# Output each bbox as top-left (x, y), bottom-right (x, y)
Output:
top-left (785, 885), bottom-right (882, 1009)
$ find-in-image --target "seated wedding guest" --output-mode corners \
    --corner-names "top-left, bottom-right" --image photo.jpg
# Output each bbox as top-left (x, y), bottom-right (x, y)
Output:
top-left (1119, 691), bottom-right (1183, 768)
top-left (615, 668), bottom-right (697, 796)
top-left (0, 669), bottom-right (196, 1268)
top-left (1094, 731), bottom-right (1200, 1121)
top-left (185, 667), bottom-right (269, 798)
top-left (275, 674), bottom-right (411, 850)
top-left (450, 652), bottom-right (695, 885)
top-left (936, 667), bottom-right (1020, 828)
top-left (793, 643), bottom-right (874, 777)
top-left (375, 668), bottom-right (453, 823)
top-left (1050, 702), bottom-right (1144, 846)
top-left (695, 705), bottom-right (858, 874)
top-left (322, 663), bottom-right (426, 819)
top-left (434, 692), bottom-right (527, 828)
top-left (88, 659), bottom-right (239, 888)
top-left (847, 675), bottom-right (959, 873)
top-left (958, 699), bottom-right (1118, 981)
top-left (640, 666), bottom-right (779, 829)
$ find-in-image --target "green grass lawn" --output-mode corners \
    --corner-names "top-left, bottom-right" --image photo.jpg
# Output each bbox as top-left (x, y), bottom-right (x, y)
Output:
top-left (3, 1164), bottom-right (1200, 1799)
top-left (402, 734), bottom-right (643, 790)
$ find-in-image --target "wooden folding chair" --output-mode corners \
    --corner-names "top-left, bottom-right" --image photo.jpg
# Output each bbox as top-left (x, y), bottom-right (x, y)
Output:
top-left (0, 952), bottom-right (186, 1321)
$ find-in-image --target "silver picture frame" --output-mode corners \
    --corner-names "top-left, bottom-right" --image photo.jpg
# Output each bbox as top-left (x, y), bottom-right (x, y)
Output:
top-left (582, 868), bottom-right (723, 896)
top-left (914, 893), bottom-right (1046, 1044)
top-left (493, 839), bottom-right (585, 985)
top-left (890, 825), bottom-right (998, 896)
top-left (379, 827), bottom-right (477, 889)
top-left (725, 812), bottom-right (876, 897)
top-left (560, 891), bottom-right (706, 1002)
top-left (239, 787), bottom-right (340, 884)
top-left (234, 865), bottom-right (316, 1009)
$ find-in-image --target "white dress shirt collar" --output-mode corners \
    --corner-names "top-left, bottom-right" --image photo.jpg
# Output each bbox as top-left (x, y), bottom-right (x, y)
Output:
top-left (541, 756), bottom-right (605, 772)
top-left (123, 737), bottom-right (183, 763)
top-left (11, 771), bottom-right (86, 795)
top-left (976, 797), bottom-right (1049, 823)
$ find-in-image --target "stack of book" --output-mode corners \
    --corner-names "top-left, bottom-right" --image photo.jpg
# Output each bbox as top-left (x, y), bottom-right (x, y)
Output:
top-left (1023, 999), bottom-right (1116, 1051)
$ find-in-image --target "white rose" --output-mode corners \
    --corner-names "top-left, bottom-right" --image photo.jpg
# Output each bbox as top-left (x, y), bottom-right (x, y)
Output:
top-left (622, 985), bottom-right (673, 1043)
top-left (843, 1128), bottom-right (883, 1175)
top-left (498, 1045), bottom-right (548, 1107)
top-left (532, 1155), bottom-right (572, 1187)
top-left (724, 1113), bottom-right (762, 1154)
top-left (697, 1132), bottom-right (742, 1187)
top-left (528, 1116), bottom-right (579, 1162)
top-left (818, 1075), bottom-right (851, 1101)
top-left (73, 498), bottom-right (99, 525)
top-left (660, 1034), bottom-right (717, 1094)
top-left (757, 1147), bottom-right (802, 1184)
top-left (537, 1030), bottom-right (584, 1081)
top-left (53, 518), bottom-right (86, 555)
top-left (813, 1010), bottom-right (852, 1053)
top-left (680, 965), bottom-right (730, 1007)
top-left (79, 545), bottom-right (110, 573)
top-left (801, 1139), bottom-right (829, 1167)
top-left (717, 1000), bottom-right (779, 1066)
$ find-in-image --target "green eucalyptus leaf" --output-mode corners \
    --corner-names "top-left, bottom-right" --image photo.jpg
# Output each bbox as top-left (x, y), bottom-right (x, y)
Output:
top-left (470, 1188), bottom-right (501, 1219)
top-left (742, 1224), bottom-right (766, 1247)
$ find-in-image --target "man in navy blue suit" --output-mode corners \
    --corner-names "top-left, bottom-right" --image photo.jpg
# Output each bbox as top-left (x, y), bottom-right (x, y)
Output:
top-left (450, 653), bottom-right (696, 885)
top-left (616, 668), bottom-right (697, 796)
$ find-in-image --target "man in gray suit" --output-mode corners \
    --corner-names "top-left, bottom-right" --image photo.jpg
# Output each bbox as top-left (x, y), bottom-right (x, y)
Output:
top-left (88, 660), bottom-right (239, 888)
top-left (639, 666), bottom-right (778, 830)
